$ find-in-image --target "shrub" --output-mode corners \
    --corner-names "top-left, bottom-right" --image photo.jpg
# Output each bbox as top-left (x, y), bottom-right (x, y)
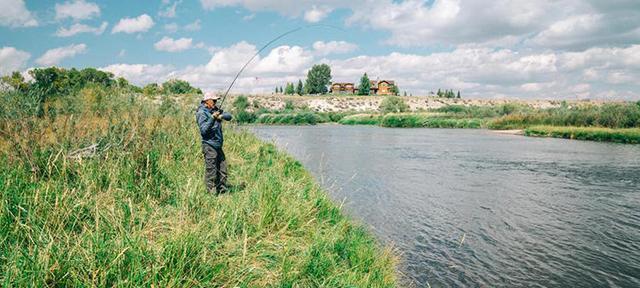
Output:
top-left (379, 96), bottom-right (409, 114)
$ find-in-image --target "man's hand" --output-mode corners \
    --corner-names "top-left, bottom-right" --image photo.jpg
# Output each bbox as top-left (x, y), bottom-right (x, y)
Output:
top-left (212, 111), bottom-right (221, 119)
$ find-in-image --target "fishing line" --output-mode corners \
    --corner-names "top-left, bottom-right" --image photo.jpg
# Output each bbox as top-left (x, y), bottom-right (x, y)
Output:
top-left (218, 24), bottom-right (345, 108)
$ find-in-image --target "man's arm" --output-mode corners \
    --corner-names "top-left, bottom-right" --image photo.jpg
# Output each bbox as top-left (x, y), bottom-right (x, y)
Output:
top-left (197, 110), bottom-right (214, 135)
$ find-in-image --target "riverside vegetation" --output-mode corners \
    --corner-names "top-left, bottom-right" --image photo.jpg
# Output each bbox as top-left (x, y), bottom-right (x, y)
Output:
top-left (232, 95), bottom-right (640, 143)
top-left (0, 70), bottom-right (397, 286)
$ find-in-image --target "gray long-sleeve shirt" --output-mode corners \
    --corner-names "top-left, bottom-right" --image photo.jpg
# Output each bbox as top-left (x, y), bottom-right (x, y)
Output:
top-left (196, 103), bottom-right (232, 149)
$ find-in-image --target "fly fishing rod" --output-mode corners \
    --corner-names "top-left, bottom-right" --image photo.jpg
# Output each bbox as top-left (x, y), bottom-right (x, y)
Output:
top-left (217, 24), bottom-right (344, 109)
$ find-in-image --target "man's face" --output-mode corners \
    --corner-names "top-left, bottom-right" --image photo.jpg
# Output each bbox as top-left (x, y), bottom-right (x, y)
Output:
top-left (205, 99), bottom-right (216, 109)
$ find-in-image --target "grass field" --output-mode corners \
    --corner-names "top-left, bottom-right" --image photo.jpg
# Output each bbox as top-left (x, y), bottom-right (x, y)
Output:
top-left (0, 88), bottom-right (397, 287)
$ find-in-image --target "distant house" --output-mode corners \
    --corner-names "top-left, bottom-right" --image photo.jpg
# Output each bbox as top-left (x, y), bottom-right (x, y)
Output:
top-left (330, 82), bottom-right (356, 94)
top-left (331, 79), bottom-right (396, 95)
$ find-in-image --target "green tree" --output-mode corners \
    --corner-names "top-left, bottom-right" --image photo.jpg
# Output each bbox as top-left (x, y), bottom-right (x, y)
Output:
top-left (279, 86), bottom-right (283, 93)
top-left (390, 84), bottom-right (399, 96)
top-left (358, 73), bottom-right (371, 95)
top-left (143, 83), bottom-right (160, 95)
top-left (285, 82), bottom-right (295, 95)
top-left (296, 79), bottom-right (304, 95)
top-left (0, 71), bottom-right (29, 92)
top-left (162, 79), bottom-right (201, 94)
top-left (305, 64), bottom-right (331, 94)
top-left (379, 96), bottom-right (409, 113)
top-left (275, 87), bottom-right (278, 94)
top-left (457, 90), bottom-right (461, 98)
top-left (437, 89), bottom-right (442, 97)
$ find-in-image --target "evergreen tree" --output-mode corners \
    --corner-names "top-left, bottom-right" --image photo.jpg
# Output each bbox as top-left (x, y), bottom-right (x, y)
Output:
top-left (390, 84), bottom-right (399, 96)
top-left (437, 89), bottom-right (442, 97)
top-left (358, 73), bottom-right (371, 95)
top-left (296, 79), bottom-right (304, 95)
top-left (285, 82), bottom-right (295, 95)
top-left (305, 64), bottom-right (332, 94)
top-left (279, 86), bottom-right (283, 93)
top-left (403, 91), bottom-right (407, 97)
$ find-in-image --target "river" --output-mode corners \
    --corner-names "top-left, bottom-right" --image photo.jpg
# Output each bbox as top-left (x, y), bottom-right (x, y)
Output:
top-left (250, 125), bottom-right (640, 287)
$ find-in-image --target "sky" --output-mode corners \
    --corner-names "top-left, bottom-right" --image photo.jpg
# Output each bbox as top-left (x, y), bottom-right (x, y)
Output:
top-left (1, 0), bottom-right (639, 99)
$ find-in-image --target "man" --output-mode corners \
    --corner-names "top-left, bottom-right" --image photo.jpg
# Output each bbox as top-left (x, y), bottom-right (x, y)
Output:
top-left (196, 92), bottom-right (233, 194)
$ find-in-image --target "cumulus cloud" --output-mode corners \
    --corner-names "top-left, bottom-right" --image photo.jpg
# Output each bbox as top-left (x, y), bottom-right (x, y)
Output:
top-left (35, 44), bottom-right (87, 66)
top-left (154, 36), bottom-right (193, 52)
top-left (313, 41), bottom-right (357, 56)
top-left (100, 64), bottom-right (174, 85)
top-left (0, 47), bottom-right (31, 75)
top-left (304, 5), bottom-right (331, 23)
top-left (112, 14), bottom-right (154, 34)
top-left (0, 0), bottom-right (38, 27)
top-left (55, 22), bottom-right (108, 37)
top-left (55, 0), bottom-right (100, 21)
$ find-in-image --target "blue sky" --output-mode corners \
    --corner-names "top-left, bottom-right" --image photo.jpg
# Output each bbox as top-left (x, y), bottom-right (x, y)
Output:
top-left (1, 0), bottom-right (639, 99)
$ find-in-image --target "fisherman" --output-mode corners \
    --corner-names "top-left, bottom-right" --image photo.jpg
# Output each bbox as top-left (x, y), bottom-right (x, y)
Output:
top-left (196, 92), bottom-right (233, 195)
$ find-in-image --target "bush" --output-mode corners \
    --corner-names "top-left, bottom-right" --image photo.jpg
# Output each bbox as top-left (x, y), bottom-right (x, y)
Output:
top-left (233, 95), bottom-right (249, 111)
top-left (525, 126), bottom-right (640, 144)
top-left (256, 112), bottom-right (323, 125)
top-left (379, 96), bottom-right (409, 114)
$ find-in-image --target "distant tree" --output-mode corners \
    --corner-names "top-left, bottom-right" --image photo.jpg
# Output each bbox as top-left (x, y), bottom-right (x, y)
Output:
top-left (390, 84), bottom-right (399, 96)
top-left (285, 82), bottom-right (295, 95)
top-left (296, 79), bottom-right (304, 95)
top-left (403, 91), bottom-right (407, 97)
top-left (437, 89), bottom-right (442, 97)
top-left (143, 83), bottom-right (160, 95)
top-left (116, 77), bottom-right (129, 89)
top-left (161, 79), bottom-right (201, 94)
top-left (305, 64), bottom-right (331, 94)
top-left (358, 73), bottom-right (371, 95)
top-left (275, 87), bottom-right (278, 94)
top-left (0, 71), bottom-right (29, 92)
top-left (457, 90), bottom-right (461, 98)
top-left (279, 86), bottom-right (283, 93)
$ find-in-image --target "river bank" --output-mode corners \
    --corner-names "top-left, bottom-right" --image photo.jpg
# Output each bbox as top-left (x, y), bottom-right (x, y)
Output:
top-left (230, 95), bottom-right (640, 144)
top-left (0, 88), bottom-right (397, 286)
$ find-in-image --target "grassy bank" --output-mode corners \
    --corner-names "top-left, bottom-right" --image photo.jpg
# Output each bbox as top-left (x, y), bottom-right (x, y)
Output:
top-left (0, 88), bottom-right (397, 286)
top-left (339, 113), bottom-right (485, 128)
top-left (524, 126), bottom-right (640, 144)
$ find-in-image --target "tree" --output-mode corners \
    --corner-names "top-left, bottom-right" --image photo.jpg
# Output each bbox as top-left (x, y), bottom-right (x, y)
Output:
top-left (143, 83), bottom-right (160, 95)
top-left (279, 86), bottom-right (283, 93)
top-left (390, 84), bottom-right (399, 96)
top-left (285, 82), bottom-right (295, 95)
top-left (457, 90), bottom-right (461, 98)
top-left (275, 87), bottom-right (278, 94)
top-left (0, 71), bottom-right (29, 92)
top-left (403, 91), bottom-right (407, 97)
top-left (358, 73), bottom-right (370, 95)
top-left (296, 79), bottom-right (304, 95)
top-left (437, 89), bottom-right (442, 97)
top-left (305, 64), bottom-right (331, 94)
top-left (162, 79), bottom-right (201, 94)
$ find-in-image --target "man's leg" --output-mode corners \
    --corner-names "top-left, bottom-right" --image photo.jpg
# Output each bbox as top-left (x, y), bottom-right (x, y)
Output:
top-left (203, 145), bottom-right (218, 194)
top-left (215, 148), bottom-right (228, 193)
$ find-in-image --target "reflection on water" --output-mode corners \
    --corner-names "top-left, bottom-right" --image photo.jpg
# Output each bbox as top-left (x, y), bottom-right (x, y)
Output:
top-left (251, 125), bottom-right (640, 287)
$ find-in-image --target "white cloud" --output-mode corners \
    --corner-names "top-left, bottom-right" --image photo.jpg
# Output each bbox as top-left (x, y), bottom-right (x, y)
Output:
top-left (164, 23), bottom-right (179, 33)
top-left (55, 0), bottom-right (100, 21)
top-left (55, 22), bottom-right (107, 37)
top-left (0, 47), bottom-right (31, 75)
top-left (313, 41), bottom-right (357, 56)
top-left (118, 49), bottom-right (126, 57)
top-left (159, 0), bottom-right (181, 18)
top-left (100, 64), bottom-right (174, 85)
top-left (154, 36), bottom-right (193, 52)
top-left (184, 19), bottom-right (202, 31)
top-left (112, 14), bottom-right (154, 34)
top-left (0, 0), bottom-right (38, 27)
top-left (242, 14), bottom-right (255, 21)
top-left (304, 5), bottom-right (331, 23)
top-left (35, 44), bottom-right (87, 66)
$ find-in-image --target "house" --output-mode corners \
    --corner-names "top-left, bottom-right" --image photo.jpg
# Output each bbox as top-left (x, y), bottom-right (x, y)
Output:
top-left (331, 79), bottom-right (397, 95)
top-left (330, 82), bottom-right (356, 94)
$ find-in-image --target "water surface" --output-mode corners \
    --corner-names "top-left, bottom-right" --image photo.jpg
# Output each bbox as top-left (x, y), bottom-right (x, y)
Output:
top-left (251, 125), bottom-right (640, 287)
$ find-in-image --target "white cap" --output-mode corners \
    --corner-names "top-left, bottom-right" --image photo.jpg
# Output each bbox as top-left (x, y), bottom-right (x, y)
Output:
top-left (202, 92), bottom-right (221, 102)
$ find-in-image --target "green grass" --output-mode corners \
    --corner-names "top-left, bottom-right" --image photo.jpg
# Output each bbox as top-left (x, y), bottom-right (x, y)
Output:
top-left (338, 114), bottom-right (383, 125)
top-left (255, 112), bottom-right (326, 125)
top-left (380, 114), bottom-right (484, 128)
top-left (0, 88), bottom-right (397, 287)
top-left (524, 126), bottom-right (640, 144)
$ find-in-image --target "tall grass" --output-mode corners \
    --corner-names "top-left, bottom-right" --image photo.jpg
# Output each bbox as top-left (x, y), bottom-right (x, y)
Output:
top-left (0, 88), bottom-right (397, 286)
top-left (489, 103), bottom-right (640, 130)
top-left (524, 126), bottom-right (640, 144)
